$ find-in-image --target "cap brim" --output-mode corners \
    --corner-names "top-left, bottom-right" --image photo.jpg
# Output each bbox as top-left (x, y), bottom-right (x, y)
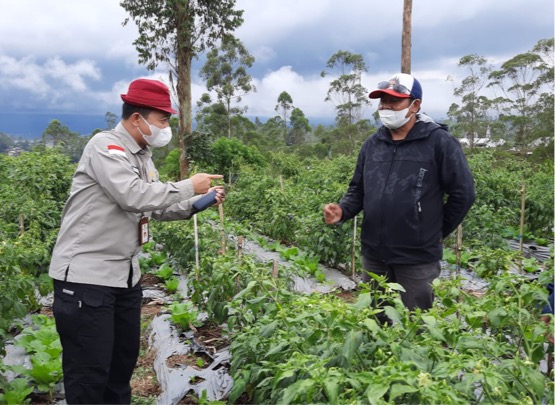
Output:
top-left (368, 89), bottom-right (412, 99)
top-left (121, 94), bottom-right (178, 114)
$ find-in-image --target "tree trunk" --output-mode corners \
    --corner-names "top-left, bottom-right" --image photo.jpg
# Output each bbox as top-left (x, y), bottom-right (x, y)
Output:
top-left (175, 1), bottom-right (192, 180)
top-left (401, 0), bottom-right (413, 74)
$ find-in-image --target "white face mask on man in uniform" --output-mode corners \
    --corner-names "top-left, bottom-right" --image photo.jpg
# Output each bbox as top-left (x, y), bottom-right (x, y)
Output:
top-left (137, 115), bottom-right (172, 147)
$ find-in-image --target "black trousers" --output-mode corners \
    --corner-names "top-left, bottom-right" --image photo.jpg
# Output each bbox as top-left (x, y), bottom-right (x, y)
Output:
top-left (53, 278), bottom-right (142, 404)
top-left (361, 256), bottom-right (441, 311)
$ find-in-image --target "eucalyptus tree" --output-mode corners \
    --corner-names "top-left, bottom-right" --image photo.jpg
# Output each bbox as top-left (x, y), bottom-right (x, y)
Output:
top-left (275, 91), bottom-right (293, 141)
top-left (195, 100), bottom-right (228, 139)
top-left (447, 54), bottom-right (494, 149)
top-left (41, 119), bottom-right (87, 162)
top-left (288, 107), bottom-right (310, 146)
top-left (257, 116), bottom-right (287, 153)
top-left (199, 36), bottom-right (255, 138)
top-left (488, 38), bottom-right (553, 152)
top-left (121, 0), bottom-right (244, 178)
top-left (321, 50), bottom-right (370, 125)
top-left (531, 38), bottom-right (554, 143)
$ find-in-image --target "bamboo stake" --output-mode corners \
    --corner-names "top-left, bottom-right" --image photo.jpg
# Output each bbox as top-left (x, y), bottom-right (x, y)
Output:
top-left (193, 214), bottom-right (199, 280)
top-left (237, 236), bottom-right (243, 259)
top-left (519, 178), bottom-right (526, 274)
top-left (456, 224), bottom-right (463, 278)
top-left (236, 236), bottom-right (243, 292)
top-left (455, 224), bottom-right (463, 319)
top-left (272, 259), bottom-right (279, 278)
top-left (279, 175), bottom-right (284, 192)
top-left (218, 204), bottom-right (226, 255)
top-left (352, 216), bottom-right (358, 281)
top-left (19, 214), bottom-right (24, 236)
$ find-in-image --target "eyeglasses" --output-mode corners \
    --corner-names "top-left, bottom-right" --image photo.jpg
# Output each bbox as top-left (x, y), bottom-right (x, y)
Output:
top-left (377, 81), bottom-right (411, 96)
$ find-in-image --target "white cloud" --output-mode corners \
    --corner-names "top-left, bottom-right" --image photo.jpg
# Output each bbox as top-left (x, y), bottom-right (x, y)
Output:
top-left (223, 66), bottom-right (335, 120)
top-left (0, 0), bottom-right (139, 68)
top-left (0, 0), bottom-right (552, 135)
top-left (44, 58), bottom-right (101, 91)
top-left (0, 55), bottom-right (102, 111)
top-left (250, 45), bottom-right (277, 64)
top-left (0, 56), bottom-right (50, 96)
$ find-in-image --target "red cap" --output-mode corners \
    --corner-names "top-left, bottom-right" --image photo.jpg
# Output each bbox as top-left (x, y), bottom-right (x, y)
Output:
top-left (121, 79), bottom-right (177, 114)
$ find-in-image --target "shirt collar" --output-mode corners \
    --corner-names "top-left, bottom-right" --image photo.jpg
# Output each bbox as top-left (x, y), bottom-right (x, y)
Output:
top-left (114, 122), bottom-right (152, 157)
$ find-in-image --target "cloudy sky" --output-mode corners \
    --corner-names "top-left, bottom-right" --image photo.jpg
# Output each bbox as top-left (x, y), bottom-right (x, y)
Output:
top-left (0, 0), bottom-right (553, 138)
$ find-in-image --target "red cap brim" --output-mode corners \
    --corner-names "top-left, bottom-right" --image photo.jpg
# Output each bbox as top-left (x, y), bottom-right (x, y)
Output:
top-left (121, 94), bottom-right (177, 114)
top-left (368, 89), bottom-right (411, 99)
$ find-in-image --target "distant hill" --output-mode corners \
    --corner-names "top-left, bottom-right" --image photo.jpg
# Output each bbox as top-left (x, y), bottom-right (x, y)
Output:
top-left (0, 112), bottom-right (340, 141)
top-left (0, 113), bottom-right (109, 140)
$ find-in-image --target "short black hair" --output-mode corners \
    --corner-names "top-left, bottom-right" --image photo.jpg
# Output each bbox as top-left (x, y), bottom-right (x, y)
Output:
top-left (121, 103), bottom-right (154, 120)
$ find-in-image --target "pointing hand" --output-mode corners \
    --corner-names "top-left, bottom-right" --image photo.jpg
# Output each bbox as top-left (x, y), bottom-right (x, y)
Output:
top-left (190, 173), bottom-right (223, 194)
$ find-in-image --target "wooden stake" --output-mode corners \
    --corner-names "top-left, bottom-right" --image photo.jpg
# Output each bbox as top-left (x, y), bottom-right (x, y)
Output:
top-left (519, 178), bottom-right (526, 274)
top-left (218, 204), bottom-right (226, 255)
top-left (237, 236), bottom-right (243, 259)
top-left (19, 214), bottom-right (24, 236)
top-left (456, 224), bottom-right (463, 277)
top-left (272, 259), bottom-right (279, 278)
top-left (352, 216), bottom-right (357, 281)
top-left (193, 214), bottom-right (199, 280)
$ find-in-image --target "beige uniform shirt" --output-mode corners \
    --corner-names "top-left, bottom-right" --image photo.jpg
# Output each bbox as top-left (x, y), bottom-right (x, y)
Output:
top-left (49, 123), bottom-right (198, 288)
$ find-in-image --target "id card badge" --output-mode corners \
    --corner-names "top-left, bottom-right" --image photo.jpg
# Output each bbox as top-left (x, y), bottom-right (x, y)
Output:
top-left (139, 217), bottom-right (149, 245)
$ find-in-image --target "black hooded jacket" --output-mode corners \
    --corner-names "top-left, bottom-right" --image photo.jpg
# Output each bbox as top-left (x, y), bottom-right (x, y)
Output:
top-left (339, 116), bottom-right (475, 265)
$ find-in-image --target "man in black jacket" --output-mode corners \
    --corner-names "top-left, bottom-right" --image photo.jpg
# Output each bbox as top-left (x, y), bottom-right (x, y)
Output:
top-left (323, 73), bottom-right (475, 311)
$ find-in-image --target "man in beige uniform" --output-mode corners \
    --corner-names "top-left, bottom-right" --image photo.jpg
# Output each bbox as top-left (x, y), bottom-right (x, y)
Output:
top-left (49, 78), bottom-right (224, 404)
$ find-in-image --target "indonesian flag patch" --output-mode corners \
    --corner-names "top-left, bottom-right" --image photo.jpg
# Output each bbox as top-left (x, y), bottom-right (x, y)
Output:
top-left (107, 144), bottom-right (126, 157)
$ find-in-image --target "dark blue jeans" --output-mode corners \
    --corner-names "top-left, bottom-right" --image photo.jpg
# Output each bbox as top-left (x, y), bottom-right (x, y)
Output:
top-left (53, 279), bottom-right (142, 404)
top-left (361, 256), bottom-right (441, 311)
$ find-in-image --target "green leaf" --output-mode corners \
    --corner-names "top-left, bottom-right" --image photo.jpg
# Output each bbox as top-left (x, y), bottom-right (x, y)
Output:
top-left (281, 379), bottom-right (315, 404)
top-left (383, 306), bottom-right (401, 324)
top-left (354, 292), bottom-right (372, 310)
top-left (0, 378), bottom-right (33, 405)
top-left (259, 320), bottom-right (278, 337)
top-left (389, 383), bottom-right (418, 400)
top-left (341, 331), bottom-right (362, 364)
top-left (365, 383), bottom-right (389, 405)
top-left (228, 377), bottom-right (246, 403)
top-left (363, 318), bottom-right (380, 335)
top-left (265, 341), bottom-right (289, 357)
top-left (323, 379), bottom-right (339, 404)
top-left (487, 307), bottom-right (508, 328)
top-left (520, 366), bottom-right (547, 398)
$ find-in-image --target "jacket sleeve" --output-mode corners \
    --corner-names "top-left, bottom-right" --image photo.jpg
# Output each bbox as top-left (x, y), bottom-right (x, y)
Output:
top-left (150, 195), bottom-right (204, 221)
top-left (86, 136), bottom-right (196, 213)
top-left (338, 142), bottom-right (366, 222)
top-left (439, 135), bottom-right (476, 238)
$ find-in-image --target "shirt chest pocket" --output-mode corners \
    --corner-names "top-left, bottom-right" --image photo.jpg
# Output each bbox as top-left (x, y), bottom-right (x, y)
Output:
top-left (132, 159), bottom-right (158, 183)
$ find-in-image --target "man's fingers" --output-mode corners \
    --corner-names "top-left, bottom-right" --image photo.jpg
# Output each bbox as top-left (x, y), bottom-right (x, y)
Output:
top-left (208, 174), bottom-right (224, 179)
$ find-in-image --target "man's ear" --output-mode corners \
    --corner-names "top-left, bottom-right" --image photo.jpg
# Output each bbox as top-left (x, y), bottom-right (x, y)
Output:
top-left (412, 99), bottom-right (422, 113)
top-left (131, 112), bottom-right (142, 126)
